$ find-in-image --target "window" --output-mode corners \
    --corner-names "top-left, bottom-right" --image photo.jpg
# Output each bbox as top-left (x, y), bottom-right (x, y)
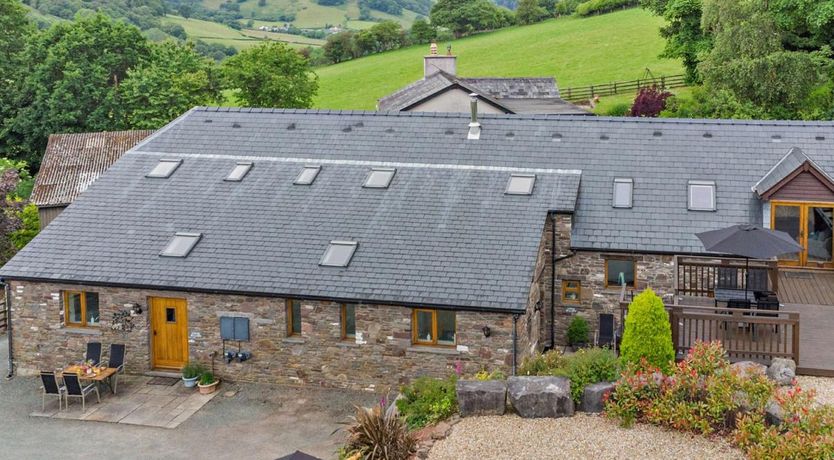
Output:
top-left (320, 241), bottom-right (358, 267)
top-left (146, 159), bottom-right (182, 178)
top-left (363, 168), bottom-right (396, 188)
top-left (160, 232), bottom-right (202, 257)
top-left (688, 180), bottom-right (716, 211)
top-left (63, 291), bottom-right (100, 327)
top-left (225, 162), bottom-right (252, 181)
top-left (165, 307), bottom-right (176, 323)
top-left (287, 299), bottom-right (301, 336)
top-left (294, 165), bottom-right (321, 185)
top-left (505, 174), bottom-right (535, 195)
top-left (341, 304), bottom-right (356, 340)
top-left (412, 309), bottom-right (456, 346)
top-left (561, 280), bottom-right (581, 303)
top-left (605, 258), bottom-right (636, 288)
top-left (613, 178), bottom-right (633, 208)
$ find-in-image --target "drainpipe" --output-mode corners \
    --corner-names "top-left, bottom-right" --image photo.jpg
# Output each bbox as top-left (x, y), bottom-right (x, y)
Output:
top-left (511, 314), bottom-right (518, 375)
top-left (550, 213), bottom-right (575, 350)
top-left (5, 283), bottom-right (13, 379)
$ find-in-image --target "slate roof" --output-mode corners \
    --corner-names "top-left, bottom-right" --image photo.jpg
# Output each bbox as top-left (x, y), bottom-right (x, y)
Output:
top-left (752, 147), bottom-right (834, 196)
top-left (32, 130), bottom-right (154, 207)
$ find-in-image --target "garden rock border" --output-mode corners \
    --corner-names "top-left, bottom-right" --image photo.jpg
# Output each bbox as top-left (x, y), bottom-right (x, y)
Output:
top-left (456, 380), bottom-right (507, 417)
top-left (507, 376), bottom-right (574, 418)
top-left (767, 358), bottom-right (796, 386)
top-left (580, 381), bottom-right (615, 413)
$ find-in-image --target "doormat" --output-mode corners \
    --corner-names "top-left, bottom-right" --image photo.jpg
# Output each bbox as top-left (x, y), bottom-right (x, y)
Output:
top-left (784, 271), bottom-right (813, 279)
top-left (147, 377), bottom-right (179, 386)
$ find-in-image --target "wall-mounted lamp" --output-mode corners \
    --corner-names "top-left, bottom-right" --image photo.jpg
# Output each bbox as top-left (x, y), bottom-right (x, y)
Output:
top-left (534, 300), bottom-right (543, 312)
top-left (129, 303), bottom-right (142, 316)
top-left (482, 325), bottom-right (491, 337)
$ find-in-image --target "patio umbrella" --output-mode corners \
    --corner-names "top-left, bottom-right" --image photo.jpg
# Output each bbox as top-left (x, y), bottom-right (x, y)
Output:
top-left (696, 224), bottom-right (803, 298)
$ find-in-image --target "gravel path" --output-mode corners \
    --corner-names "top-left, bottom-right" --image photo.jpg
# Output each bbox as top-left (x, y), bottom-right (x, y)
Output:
top-left (796, 376), bottom-right (834, 406)
top-left (429, 414), bottom-right (744, 460)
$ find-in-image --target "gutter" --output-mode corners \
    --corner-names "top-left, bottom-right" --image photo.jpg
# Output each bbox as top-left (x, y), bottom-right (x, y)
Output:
top-left (5, 283), bottom-right (13, 379)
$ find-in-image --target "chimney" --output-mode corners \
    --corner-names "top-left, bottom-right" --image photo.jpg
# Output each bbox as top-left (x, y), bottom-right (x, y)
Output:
top-left (424, 42), bottom-right (456, 79)
top-left (468, 93), bottom-right (481, 140)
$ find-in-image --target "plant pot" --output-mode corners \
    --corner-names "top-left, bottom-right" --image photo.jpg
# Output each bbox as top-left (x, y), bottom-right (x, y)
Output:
top-left (198, 379), bottom-right (220, 395)
top-left (182, 376), bottom-right (199, 388)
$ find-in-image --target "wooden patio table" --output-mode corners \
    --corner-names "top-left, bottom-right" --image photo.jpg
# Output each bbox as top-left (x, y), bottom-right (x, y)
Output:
top-left (61, 365), bottom-right (119, 395)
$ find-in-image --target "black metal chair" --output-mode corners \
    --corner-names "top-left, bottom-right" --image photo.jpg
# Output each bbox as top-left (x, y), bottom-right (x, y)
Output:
top-left (85, 342), bottom-right (102, 366)
top-left (40, 371), bottom-right (65, 411)
top-left (595, 313), bottom-right (617, 350)
top-left (108, 344), bottom-right (126, 394)
top-left (62, 373), bottom-right (100, 411)
top-left (747, 268), bottom-right (769, 293)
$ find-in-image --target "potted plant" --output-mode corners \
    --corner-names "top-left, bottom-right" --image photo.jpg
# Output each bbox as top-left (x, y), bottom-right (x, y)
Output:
top-left (567, 315), bottom-right (590, 351)
top-left (197, 371), bottom-right (220, 395)
top-left (181, 361), bottom-right (206, 388)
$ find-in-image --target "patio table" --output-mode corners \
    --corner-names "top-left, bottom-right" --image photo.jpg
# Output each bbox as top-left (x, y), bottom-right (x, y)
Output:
top-left (713, 288), bottom-right (758, 306)
top-left (61, 365), bottom-right (119, 395)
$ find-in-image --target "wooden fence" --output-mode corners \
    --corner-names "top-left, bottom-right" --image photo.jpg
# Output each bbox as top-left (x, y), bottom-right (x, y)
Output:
top-left (675, 255), bottom-right (779, 298)
top-left (561, 74), bottom-right (687, 102)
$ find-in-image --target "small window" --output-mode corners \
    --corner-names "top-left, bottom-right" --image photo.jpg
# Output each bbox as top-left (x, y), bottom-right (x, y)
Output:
top-left (561, 280), bottom-right (581, 303)
top-left (412, 308), bottom-right (456, 346)
top-left (225, 162), bottom-right (252, 181)
top-left (320, 241), bottom-right (357, 267)
top-left (688, 180), bottom-right (716, 211)
top-left (63, 291), bottom-right (100, 327)
top-left (294, 165), bottom-right (321, 185)
top-left (613, 178), bottom-right (633, 208)
top-left (605, 258), bottom-right (636, 288)
top-left (341, 304), bottom-right (356, 339)
top-left (146, 159), bottom-right (182, 178)
top-left (160, 232), bottom-right (202, 257)
top-left (165, 307), bottom-right (176, 323)
top-left (287, 299), bottom-right (301, 336)
top-left (363, 168), bottom-right (396, 188)
top-left (505, 174), bottom-right (535, 195)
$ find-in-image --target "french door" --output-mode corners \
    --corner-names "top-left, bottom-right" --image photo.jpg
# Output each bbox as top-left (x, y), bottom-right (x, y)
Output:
top-left (771, 201), bottom-right (834, 269)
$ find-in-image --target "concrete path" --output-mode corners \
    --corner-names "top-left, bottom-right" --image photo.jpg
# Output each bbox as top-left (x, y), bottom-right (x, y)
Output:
top-left (0, 333), bottom-right (379, 459)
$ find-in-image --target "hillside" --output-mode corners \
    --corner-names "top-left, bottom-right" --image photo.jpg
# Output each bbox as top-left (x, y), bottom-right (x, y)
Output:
top-left (314, 8), bottom-right (683, 110)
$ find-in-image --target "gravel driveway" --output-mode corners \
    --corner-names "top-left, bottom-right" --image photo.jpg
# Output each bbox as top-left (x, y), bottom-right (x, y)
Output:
top-left (796, 376), bottom-right (834, 406)
top-left (429, 414), bottom-right (744, 460)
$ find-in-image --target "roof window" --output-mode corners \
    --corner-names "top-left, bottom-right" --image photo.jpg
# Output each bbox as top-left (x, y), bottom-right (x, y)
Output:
top-left (505, 174), bottom-right (535, 195)
top-left (363, 168), bottom-right (396, 188)
top-left (146, 159), bottom-right (182, 178)
top-left (613, 178), bottom-right (633, 208)
top-left (294, 165), bottom-right (321, 185)
top-left (225, 162), bottom-right (252, 182)
top-left (320, 241), bottom-right (358, 267)
top-left (688, 180), bottom-right (716, 211)
top-left (160, 232), bottom-right (201, 258)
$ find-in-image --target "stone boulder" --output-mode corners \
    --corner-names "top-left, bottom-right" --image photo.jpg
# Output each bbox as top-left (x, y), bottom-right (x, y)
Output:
top-left (731, 361), bottom-right (767, 379)
top-left (765, 400), bottom-right (783, 426)
top-left (580, 382), bottom-right (615, 413)
top-left (767, 358), bottom-right (796, 386)
top-left (507, 376), bottom-right (574, 418)
top-left (456, 380), bottom-right (507, 417)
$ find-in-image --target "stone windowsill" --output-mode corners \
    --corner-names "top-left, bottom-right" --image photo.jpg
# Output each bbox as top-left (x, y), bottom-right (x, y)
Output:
top-left (407, 346), bottom-right (460, 356)
top-left (282, 337), bottom-right (306, 344)
top-left (60, 327), bottom-right (102, 336)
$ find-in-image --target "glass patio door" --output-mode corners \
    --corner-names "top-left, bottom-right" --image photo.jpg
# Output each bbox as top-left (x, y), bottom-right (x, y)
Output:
top-left (772, 203), bottom-right (802, 266)
top-left (771, 202), bottom-right (834, 268)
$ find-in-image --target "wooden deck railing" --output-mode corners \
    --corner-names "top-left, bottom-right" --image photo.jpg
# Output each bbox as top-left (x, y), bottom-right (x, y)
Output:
top-left (675, 255), bottom-right (779, 298)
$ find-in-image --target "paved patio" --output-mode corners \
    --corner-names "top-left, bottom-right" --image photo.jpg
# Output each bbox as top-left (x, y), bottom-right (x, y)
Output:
top-left (31, 375), bottom-right (218, 428)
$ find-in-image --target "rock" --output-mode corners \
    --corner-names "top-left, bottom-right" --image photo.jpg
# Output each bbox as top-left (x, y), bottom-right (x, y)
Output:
top-left (767, 358), bottom-right (796, 386)
top-left (765, 400), bottom-right (783, 426)
top-left (580, 382), bottom-right (615, 413)
top-left (430, 421), bottom-right (452, 440)
top-left (507, 376), bottom-right (574, 418)
top-left (456, 380), bottom-right (507, 417)
top-left (731, 361), bottom-right (767, 379)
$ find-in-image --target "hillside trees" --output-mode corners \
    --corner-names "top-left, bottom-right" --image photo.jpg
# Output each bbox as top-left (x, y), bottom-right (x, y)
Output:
top-left (430, 0), bottom-right (514, 37)
top-left (0, 0), bottom-right (33, 144)
top-left (516, 0), bottom-right (547, 25)
top-left (409, 17), bottom-right (437, 43)
top-left (640, 0), bottom-right (709, 83)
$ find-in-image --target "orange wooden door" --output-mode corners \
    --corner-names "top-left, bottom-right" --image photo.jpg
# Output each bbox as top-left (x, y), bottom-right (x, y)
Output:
top-left (149, 297), bottom-right (188, 369)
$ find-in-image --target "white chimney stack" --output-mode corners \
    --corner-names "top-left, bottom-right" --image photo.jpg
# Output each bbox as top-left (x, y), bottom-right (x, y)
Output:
top-left (424, 42), bottom-right (457, 79)
top-left (468, 93), bottom-right (481, 140)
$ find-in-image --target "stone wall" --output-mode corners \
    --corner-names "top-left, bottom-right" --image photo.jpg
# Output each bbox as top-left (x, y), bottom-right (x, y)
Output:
top-left (8, 281), bottom-right (517, 391)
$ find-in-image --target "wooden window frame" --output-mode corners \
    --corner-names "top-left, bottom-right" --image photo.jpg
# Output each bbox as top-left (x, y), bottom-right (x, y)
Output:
top-left (341, 304), bottom-right (356, 340)
top-left (411, 308), bottom-right (456, 347)
top-left (286, 299), bottom-right (301, 337)
top-left (604, 258), bottom-right (637, 289)
top-left (63, 291), bottom-right (99, 328)
top-left (561, 280), bottom-right (581, 303)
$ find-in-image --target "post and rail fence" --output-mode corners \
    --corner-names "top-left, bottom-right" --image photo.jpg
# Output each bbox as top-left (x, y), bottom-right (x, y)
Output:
top-left (561, 74), bottom-right (687, 102)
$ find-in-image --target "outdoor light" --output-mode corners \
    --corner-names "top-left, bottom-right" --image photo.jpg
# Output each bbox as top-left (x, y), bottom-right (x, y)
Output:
top-left (130, 303), bottom-right (142, 316)
top-left (482, 326), bottom-right (491, 337)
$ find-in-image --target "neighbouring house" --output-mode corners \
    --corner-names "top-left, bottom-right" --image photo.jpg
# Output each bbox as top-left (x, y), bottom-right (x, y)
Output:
top-left (377, 43), bottom-right (591, 116)
top-left (2, 108), bottom-right (834, 389)
top-left (31, 130), bottom-right (154, 229)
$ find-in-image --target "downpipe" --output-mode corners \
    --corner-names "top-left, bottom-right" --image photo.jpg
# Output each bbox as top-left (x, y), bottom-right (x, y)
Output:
top-left (5, 283), bottom-right (14, 380)
top-left (512, 314), bottom-right (518, 375)
top-left (549, 212), bottom-right (575, 350)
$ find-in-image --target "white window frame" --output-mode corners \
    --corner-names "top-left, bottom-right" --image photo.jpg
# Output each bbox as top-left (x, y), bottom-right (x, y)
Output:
top-left (613, 178), bottom-right (633, 208)
top-left (505, 174), bottom-right (536, 195)
top-left (688, 180), bottom-right (716, 211)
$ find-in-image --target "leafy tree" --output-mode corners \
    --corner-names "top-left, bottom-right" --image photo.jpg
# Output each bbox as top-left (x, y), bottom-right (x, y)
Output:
top-left (409, 17), bottom-right (437, 44)
top-left (0, 167), bottom-right (26, 264)
top-left (355, 21), bottom-right (405, 55)
top-left (430, 0), bottom-right (513, 38)
top-left (640, 0), bottom-right (711, 83)
top-left (323, 31), bottom-right (357, 63)
top-left (0, 0), bottom-right (34, 150)
top-left (178, 3), bottom-right (193, 19)
top-left (516, 0), bottom-right (547, 25)
top-left (120, 41), bottom-right (222, 129)
top-left (629, 85), bottom-right (672, 117)
top-left (10, 203), bottom-right (38, 250)
top-left (221, 42), bottom-right (318, 108)
top-left (620, 288), bottom-right (675, 372)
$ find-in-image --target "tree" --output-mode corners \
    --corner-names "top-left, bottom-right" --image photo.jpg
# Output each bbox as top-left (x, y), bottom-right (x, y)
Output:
top-left (120, 41), bottom-right (222, 129)
top-left (221, 42), bottom-right (318, 108)
top-left (178, 3), bottom-right (193, 19)
top-left (640, 0), bottom-right (711, 83)
top-left (409, 18), bottom-right (436, 44)
top-left (0, 167), bottom-right (26, 264)
top-left (0, 0), bottom-right (34, 153)
top-left (323, 31), bottom-right (356, 63)
top-left (430, 0), bottom-right (513, 38)
top-left (10, 203), bottom-right (38, 250)
top-left (629, 85), bottom-right (672, 117)
top-left (516, 0), bottom-right (546, 25)
top-left (620, 289), bottom-right (675, 372)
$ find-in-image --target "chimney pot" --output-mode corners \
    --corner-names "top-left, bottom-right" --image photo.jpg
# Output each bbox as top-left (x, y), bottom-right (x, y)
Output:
top-left (423, 42), bottom-right (457, 78)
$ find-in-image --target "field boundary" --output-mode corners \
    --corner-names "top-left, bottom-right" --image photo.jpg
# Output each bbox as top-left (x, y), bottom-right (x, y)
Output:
top-left (561, 74), bottom-right (686, 101)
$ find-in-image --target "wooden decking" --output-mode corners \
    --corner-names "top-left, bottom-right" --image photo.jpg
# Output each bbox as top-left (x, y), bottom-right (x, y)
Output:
top-left (778, 270), bottom-right (834, 305)
top-left (786, 303), bottom-right (834, 376)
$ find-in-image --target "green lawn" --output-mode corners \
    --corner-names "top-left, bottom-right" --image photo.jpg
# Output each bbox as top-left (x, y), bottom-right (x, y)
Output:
top-left (164, 15), bottom-right (321, 50)
top-left (218, 0), bottom-right (419, 30)
top-left (313, 8), bottom-right (683, 110)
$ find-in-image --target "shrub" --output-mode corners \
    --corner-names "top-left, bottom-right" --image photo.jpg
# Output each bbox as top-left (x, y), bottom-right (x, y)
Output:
top-left (471, 369), bottom-right (507, 381)
top-left (605, 102), bottom-right (631, 116)
top-left (574, 0), bottom-right (638, 17)
top-left (396, 376), bottom-right (457, 430)
top-left (629, 85), bottom-right (673, 117)
top-left (561, 347), bottom-right (619, 403)
top-left (199, 371), bottom-right (216, 385)
top-left (181, 361), bottom-right (206, 379)
top-left (566, 316), bottom-right (590, 346)
top-left (517, 349), bottom-right (567, 376)
top-left (343, 402), bottom-right (416, 460)
top-left (620, 288), bottom-right (675, 372)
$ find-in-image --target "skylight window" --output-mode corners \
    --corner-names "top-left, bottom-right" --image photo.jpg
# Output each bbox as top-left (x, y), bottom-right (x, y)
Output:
top-left (225, 162), bottom-right (253, 181)
top-left (688, 180), bottom-right (716, 211)
top-left (320, 241), bottom-right (358, 267)
top-left (160, 232), bottom-right (202, 258)
top-left (613, 178), bottom-right (633, 208)
top-left (363, 168), bottom-right (396, 188)
top-left (294, 165), bottom-right (321, 185)
top-left (146, 159), bottom-right (182, 178)
top-left (505, 174), bottom-right (535, 195)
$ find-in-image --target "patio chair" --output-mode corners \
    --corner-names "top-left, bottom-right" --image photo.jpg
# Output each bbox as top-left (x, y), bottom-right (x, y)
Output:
top-left (108, 344), bottom-right (126, 394)
top-left (40, 371), bottom-right (65, 412)
top-left (62, 373), bottom-right (100, 412)
top-left (595, 313), bottom-right (617, 351)
top-left (85, 342), bottom-right (102, 366)
top-left (717, 267), bottom-right (739, 290)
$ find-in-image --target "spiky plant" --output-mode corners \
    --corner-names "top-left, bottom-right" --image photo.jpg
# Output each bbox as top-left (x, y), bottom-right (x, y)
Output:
top-left (343, 403), bottom-right (416, 460)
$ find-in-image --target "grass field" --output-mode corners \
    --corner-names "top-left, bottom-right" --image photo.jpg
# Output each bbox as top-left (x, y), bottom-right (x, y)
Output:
top-left (313, 8), bottom-right (683, 110)
top-left (163, 15), bottom-right (321, 50)
top-left (217, 0), bottom-right (419, 30)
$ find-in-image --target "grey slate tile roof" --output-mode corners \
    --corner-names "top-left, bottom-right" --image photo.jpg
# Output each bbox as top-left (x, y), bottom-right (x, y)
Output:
top-left (752, 147), bottom-right (834, 196)
top-left (31, 130), bottom-right (154, 207)
top-left (457, 77), bottom-right (560, 99)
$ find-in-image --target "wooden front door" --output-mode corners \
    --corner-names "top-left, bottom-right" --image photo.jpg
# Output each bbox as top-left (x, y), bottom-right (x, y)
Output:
top-left (149, 297), bottom-right (188, 369)
top-left (771, 201), bottom-right (834, 269)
